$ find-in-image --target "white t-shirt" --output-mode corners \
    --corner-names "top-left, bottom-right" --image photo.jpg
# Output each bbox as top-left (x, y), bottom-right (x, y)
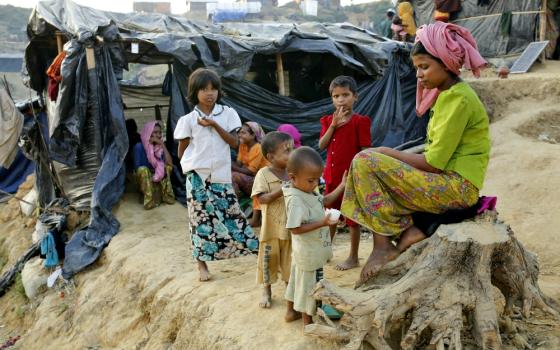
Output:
top-left (173, 104), bottom-right (241, 183)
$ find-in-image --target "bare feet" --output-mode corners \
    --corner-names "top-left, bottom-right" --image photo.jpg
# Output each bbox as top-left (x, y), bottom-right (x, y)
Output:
top-left (197, 261), bottom-right (211, 282)
top-left (335, 257), bottom-right (359, 271)
top-left (285, 301), bottom-right (302, 322)
top-left (358, 245), bottom-right (399, 286)
top-left (259, 285), bottom-right (272, 308)
top-left (396, 226), bottom-right (427, 253)
top-left (335, 226), bottom-right (361, 270)
top-left (302, 313), bottom-right (313, 327)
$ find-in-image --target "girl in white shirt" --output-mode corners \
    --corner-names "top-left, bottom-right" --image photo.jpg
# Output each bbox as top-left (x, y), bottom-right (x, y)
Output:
top-left (174, 68), bottom-right (258, 282)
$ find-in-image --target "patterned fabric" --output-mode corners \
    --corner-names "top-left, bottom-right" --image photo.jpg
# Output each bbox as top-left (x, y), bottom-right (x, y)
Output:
top-left (136, 165), bottom-right (175, 210)
top-left (245, 122), bottom-right (265, 143)
top-left (231, 171), bottom-right (255, 198)
top-left (341, 150), bottom-right (478, 237)
top-left (256, 238), bottom-right (291, 285)
top-left (187, 171), bottom-right (258, 261)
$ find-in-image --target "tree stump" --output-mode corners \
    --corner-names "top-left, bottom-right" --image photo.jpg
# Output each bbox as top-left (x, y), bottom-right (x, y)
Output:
top-left (306, 212), bottom-right (559, 349)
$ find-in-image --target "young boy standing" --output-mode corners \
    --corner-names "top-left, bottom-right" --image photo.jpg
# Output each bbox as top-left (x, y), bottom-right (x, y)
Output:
top-left (319, 75), bottom-right (372, 271)
top-left (252, 132), bottom-right (300, 321)
top-left (282, 147), bottom-right (346, 329)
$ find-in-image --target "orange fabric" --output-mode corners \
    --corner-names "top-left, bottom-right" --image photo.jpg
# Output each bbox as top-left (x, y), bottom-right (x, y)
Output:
top-left (253, 196), bottom-right (261, 210)
top-left (46, 51), bottom-right (66, 82)
top-left (434, 10), bottom-right (450, 22)
top-left (237, 143), bottom-right (269, 174)
top-left (398, 2), bottom-right (417, 36)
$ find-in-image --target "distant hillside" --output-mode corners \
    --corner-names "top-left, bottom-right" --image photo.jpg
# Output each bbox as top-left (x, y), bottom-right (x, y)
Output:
top-left (0, 5), bottom-right (31, 53)
top-left (0, 1), bottom-right (394, 54)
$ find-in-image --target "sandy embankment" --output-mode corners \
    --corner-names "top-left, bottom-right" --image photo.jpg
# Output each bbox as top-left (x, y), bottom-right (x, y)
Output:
top-left (0, 62), bottom-right (559, 349)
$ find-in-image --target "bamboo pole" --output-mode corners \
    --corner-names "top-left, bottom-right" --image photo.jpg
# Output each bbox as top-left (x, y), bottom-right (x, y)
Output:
top-left (55, 32), bottom-right (64, 53)
top-left (276, 53), bottom-right (286, 96)
top-left (539, 0), bottom-right (548, 62)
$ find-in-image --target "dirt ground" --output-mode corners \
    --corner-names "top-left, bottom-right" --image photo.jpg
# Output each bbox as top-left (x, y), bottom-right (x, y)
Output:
top-left (0, 62), bottom-right (559, 350)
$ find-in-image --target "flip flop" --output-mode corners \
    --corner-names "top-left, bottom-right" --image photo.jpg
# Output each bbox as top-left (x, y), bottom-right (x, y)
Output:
top-left (321, 304), bottom-right (344, 319)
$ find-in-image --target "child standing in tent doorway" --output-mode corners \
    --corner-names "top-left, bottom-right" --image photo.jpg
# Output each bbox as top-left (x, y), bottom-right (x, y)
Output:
top-left (174, 68), bottom-right (259, 282)
top-left (319, 75), bottom-right (371, 271)
top-left (282, 147), bottom-right (347, 329)
top-left (251, 132), bottom-right (296, 316)
top-left (132, 120), bottom-right (175, 210)
top-left (232, 121), bottom-right (269, 226)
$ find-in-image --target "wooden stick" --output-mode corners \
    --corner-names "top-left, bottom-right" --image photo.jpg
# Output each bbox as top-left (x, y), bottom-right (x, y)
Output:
top-left (276, 53), bottom-right (285, 96)
top-left (451, 10), bottom-right (543, 23)
top-left (55, 32), bottom-right (64, 53)
top-left (540, 0), bottom-right (548, 62)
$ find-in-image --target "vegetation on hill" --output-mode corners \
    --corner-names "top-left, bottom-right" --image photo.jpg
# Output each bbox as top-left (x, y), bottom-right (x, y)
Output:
top-left (0, 5), bottom-right (31, 53)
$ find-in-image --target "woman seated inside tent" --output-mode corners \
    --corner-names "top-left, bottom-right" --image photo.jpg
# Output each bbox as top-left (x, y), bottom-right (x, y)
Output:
top-left (132, 121), bottom-right (175, 210)
top-left (341, 22), bottom-right (490, 285)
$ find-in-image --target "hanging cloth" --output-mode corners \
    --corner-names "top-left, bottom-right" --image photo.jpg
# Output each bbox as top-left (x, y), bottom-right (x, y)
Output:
top-left (500, 11), bottom-right (513, 37)
top-left (40, 231), bottom-right (60, 268)
top-left (46, 51), bottom-right (66, 101)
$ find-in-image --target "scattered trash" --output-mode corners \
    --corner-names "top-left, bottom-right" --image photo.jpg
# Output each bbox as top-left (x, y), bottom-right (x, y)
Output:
top-left (538, 133), bottom-right (558, 144)
top-left (47, 267), bottom-right (62, 288)
top-left (0, 336), bottom-right (21, 350)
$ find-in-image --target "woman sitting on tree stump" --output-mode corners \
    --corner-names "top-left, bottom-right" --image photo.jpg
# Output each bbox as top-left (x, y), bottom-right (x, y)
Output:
top-left (341, 21), bottom-right (490, 284)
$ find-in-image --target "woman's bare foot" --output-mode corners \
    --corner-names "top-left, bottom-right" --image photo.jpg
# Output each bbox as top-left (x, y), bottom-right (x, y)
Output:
top-left (259, 285), bottom-right (272, 308)
top-left (197, 261), bottom-right (211, 282)
top-left (335, 257), bottom-right (359, 271)
top-left (358, 245), bottom-right (399, 286)
top-left (396, 226), bottom-right (427, 252)
top-left (285, 301), bottom-right (302, 322)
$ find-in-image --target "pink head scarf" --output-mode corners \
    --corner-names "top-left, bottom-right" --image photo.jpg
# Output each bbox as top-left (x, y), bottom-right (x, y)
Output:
top-left (414, 21), bottom-right (487, 116)
top-left (277, 124), bottom-right (302, 148)
top-left (140, 121), bottom-right (166, 183)
top-left (245, 122), bottom-right (265, 143)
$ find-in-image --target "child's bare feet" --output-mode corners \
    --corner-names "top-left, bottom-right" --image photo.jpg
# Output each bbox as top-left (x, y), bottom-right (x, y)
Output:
top-left (335, 225), bottom-right (360, 270)
top-left (335, 257), bottom-right (359, 270)
top-left (197, 261), bottom-right (211, 282)
top-left (302, 313), bottom-right (313, 328)
top-left (259, 284), bottom-right (272, 308)
top-left (284, 301), bottom-right (302, 322)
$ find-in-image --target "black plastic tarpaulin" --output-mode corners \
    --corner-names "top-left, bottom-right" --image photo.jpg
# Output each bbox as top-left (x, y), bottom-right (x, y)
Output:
top-left (409, 0), bottom-right (543, 57)
top-left (24, 0), bottom-right (428, 277)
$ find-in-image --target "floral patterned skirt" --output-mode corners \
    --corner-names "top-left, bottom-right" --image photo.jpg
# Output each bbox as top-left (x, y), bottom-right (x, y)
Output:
top-left (136, 165), bottom-right (175, 210)
top-left (186, 171), bottom-right (259, 261)
top-left (341, 150), bottom-right (479, 238)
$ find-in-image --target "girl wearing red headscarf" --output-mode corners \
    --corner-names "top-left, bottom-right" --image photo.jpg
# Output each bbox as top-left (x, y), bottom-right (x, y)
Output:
top-left (341, 22), bottom-right (490, 285)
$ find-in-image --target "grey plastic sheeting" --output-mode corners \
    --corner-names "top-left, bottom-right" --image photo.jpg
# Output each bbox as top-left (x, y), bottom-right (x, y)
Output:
top-left (26, 0), bottom-right (396, 93)
top-left (409, 0), bottom-right (541, 57)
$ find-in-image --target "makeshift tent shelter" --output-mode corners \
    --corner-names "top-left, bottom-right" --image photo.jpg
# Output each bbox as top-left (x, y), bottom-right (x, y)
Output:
top-left (409, 0), bottom-right (559, 58)
top-left (23, 0), bottom-right (426, 278)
